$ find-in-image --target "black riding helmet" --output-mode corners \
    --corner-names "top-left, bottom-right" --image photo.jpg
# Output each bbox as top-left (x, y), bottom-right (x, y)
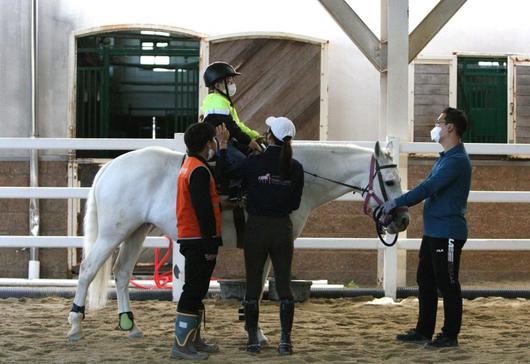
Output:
top-left (203, 61), bottom-right (241, 87)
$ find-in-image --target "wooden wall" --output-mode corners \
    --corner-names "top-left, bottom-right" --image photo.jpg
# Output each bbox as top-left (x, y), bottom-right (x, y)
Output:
top-left (413, 63), bottom-right (450, 141)
top-left (516, 64), bottom-right (530, 143)
top-left (209, 38), bottom-right (321, 140)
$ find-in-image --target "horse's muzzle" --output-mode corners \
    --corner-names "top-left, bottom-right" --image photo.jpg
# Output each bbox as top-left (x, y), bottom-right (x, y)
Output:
top-left (387, 207), bottom-right (410, 233)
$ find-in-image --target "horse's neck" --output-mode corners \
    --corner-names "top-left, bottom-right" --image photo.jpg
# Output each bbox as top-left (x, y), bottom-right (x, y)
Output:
top-left (295, 143), bottom-right (372, 210)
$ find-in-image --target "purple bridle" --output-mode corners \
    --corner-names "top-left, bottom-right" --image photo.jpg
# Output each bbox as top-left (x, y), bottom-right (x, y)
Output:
top-left (360, 156), bottom-right (400, 247)
top-left (362, 155), bottom-right (395, 216)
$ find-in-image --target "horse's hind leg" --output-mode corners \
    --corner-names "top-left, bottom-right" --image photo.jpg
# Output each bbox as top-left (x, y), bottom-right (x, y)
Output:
top-left (113, 224), bottom-right (151, 339)
top-left (67, 236), bottom-right (121, 341)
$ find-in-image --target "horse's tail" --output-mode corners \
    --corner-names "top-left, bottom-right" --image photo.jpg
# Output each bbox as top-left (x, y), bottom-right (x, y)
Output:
top-left (85, 164), bottom-right (112, 310)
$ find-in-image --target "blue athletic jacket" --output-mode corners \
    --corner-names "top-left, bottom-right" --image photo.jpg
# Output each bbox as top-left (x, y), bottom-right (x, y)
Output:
top-left (394, 143), bottom-right (472, 240)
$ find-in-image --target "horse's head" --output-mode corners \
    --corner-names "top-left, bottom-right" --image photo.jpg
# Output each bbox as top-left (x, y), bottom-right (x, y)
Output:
top-left (370, 141), bottom-right (410, 234)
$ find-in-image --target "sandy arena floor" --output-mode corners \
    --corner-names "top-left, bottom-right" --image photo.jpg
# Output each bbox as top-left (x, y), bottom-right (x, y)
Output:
top-left (0, 296), bottom-right (529, 363)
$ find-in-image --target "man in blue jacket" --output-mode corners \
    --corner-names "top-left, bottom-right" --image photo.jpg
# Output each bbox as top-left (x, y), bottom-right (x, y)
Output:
top-left (382, 107), bottom-right (472, 348)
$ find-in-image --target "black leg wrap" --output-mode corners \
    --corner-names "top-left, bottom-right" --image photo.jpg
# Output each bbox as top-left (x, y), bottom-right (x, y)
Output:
top-left (243, 300), bottom-right (260, 354)
top-left (71, 303), bottom-right (85, 320)
top-left (278, 299), bottom-right (294, 355)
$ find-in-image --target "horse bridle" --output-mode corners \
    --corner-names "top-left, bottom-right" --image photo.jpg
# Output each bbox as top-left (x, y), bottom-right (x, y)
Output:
top-left (304, 155), bottom-right (399, 247)
top-left (362, 156), bottom-right (399, 247)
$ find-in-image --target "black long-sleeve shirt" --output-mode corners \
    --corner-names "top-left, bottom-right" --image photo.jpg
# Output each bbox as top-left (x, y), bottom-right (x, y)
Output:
top-left (183, 153), bottom-right (222, 252)
top-left (219, 146), bottom-right (304, 217)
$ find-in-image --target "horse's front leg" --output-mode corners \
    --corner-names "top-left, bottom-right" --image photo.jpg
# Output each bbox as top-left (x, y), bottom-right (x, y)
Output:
top-left (257, 257), bottom-right (272, 345)
top-left (113, 224), bottom-right (151, 339)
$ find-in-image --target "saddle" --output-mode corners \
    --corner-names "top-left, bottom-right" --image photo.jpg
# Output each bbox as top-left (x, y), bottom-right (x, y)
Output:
top-left (219, 194), bottom-right (246, 249)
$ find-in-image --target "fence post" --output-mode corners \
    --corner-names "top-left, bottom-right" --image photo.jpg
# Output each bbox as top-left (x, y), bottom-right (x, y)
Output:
top-left (174, 133), bottom-right (186, 153)
top-left (172, 133), bottom-right (187, 302)
top-left (172, 242), bottom-right (185, 302)
top-left (383, 244), bottom-right (398, 299)
top-left (383, 136), bottom-right (405, 299)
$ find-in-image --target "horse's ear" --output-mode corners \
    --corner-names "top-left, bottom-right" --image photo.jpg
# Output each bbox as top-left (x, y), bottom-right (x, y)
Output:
top-left (386, 140), bottom-right (394, 158)
top-left (374, 141), bottom-right (381, 158)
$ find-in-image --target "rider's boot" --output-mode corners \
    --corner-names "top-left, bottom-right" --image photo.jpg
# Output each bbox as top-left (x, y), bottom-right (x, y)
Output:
top-left (244, 300), bottom-right (261, 354)
top-left (171, 312), bottom-right (208, 360)
top-left (278, 299), bottom-right (295, 355)
top-left (228, 181), bottom-right (243, 202)
top-left (192, 307), bottom-right (219, 353)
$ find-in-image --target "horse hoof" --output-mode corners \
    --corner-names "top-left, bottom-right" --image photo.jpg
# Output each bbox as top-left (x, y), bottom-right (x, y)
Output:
top-left (67, 332), bottom-right (82, 341)
top-left (257, 329), bottom-right (269, 346)
top-left (67, 312), bottom-right (83, 341)
top-left (128, 325), bottom-right (144, 339)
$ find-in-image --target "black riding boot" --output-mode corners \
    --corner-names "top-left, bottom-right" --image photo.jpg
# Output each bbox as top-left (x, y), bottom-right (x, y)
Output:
top-left (278, 299), bottom-right (295, 355)
top-left (244, 300), bottom-right (261, 354)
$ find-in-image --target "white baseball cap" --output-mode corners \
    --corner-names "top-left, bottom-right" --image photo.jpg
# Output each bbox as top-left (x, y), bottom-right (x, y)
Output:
top-left (265, 116), bottom-right (296, 141)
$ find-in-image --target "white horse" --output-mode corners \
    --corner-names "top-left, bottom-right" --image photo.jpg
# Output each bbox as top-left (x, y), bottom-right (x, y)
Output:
top-left (67, 141), bottom-right (410, 341)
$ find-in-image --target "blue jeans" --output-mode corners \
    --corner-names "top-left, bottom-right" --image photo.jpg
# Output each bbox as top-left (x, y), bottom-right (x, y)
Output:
top-left (223, 141), bottom-right (246, 193)
top-left (226, 141), bottom-right (246, 165)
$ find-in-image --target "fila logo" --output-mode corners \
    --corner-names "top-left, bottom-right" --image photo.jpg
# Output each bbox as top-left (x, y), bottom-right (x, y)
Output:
top-left (436, 249), bottom-right (444, 253)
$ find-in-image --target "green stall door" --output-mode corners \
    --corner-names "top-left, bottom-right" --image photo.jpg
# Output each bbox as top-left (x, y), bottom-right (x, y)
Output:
top-left (75, 31), bottom-right (200, 157)
top-left (457, 57), bottom-right (507, 143)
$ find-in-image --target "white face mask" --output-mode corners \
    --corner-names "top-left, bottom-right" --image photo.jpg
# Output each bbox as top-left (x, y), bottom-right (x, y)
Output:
top-left (207, 148), bottom-right (216, 161)
top-left (207, 140), bottom-right (217, 160)
top-left (227, 83), bottom-right (237, 97)
top-left (430, 126), bottom-right (442, 143)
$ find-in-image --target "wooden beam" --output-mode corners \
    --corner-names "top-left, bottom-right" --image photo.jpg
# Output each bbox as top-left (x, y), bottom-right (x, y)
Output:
top-left (319, 0), bottom-right (385, 71)
top-left (409, 0), bottom-right (467, 62)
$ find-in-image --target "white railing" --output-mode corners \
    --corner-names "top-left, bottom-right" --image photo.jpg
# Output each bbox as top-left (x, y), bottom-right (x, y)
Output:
top-left (1, 136), bottom-right (529, 299)
top-left (2, 187), bottom-right (530, 203)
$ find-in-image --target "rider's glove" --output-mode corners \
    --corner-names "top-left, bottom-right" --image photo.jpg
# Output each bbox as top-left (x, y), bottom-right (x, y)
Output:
top-left (381, 199), bottom-right (397, 215)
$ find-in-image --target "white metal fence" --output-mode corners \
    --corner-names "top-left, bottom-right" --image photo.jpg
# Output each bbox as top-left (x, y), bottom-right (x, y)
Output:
top-left (1, 136), bottom-right (529, 299)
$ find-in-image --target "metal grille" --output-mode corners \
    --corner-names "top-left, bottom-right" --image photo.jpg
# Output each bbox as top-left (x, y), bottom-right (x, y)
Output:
top-left (174, 64), bottom-right (199, 133)
top-left (75, 31), bottom-right (200, 156)
top-left (76, 67), bottom-right (103, 138)
top-left (458, 57), bottom-right (507, 143)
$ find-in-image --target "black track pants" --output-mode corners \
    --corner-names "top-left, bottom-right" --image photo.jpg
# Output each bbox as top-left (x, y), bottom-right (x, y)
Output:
top-left (177, 245), bottom-right (217, 314)
top-left (416, 235), bottom-right (466, 340)
top-left (244, 214), bottom-right (294, 301)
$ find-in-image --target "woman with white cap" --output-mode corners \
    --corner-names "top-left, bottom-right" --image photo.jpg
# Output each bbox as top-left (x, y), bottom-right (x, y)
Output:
top-left (216, 116), bottom-right (304, 356)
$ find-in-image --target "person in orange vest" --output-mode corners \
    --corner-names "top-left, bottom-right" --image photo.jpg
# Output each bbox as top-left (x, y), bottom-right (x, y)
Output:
top-left (172, 122), bottom-right (222, 360)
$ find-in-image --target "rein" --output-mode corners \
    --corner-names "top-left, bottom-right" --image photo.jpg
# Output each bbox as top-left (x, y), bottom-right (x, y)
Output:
top-left (304, 155), bottom-right (399, 247)
top-left (303, 171), bottom-right (368, 194)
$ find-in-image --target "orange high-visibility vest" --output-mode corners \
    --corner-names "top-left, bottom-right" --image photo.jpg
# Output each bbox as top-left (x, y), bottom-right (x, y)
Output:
top-left (176, 156), bottom-right (221, 240)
